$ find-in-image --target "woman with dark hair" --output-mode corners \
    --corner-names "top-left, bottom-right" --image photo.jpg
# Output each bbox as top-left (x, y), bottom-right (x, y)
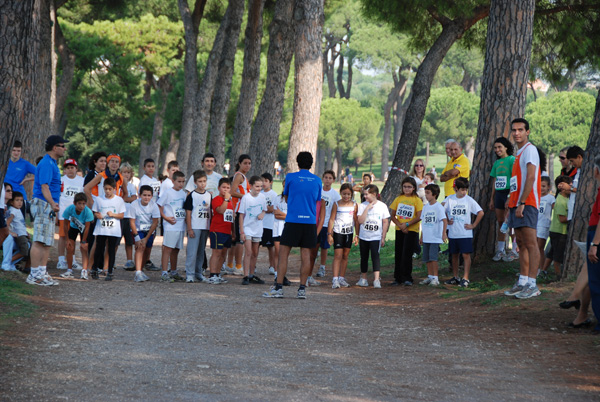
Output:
top-left (489, 137), bottom-right (515, 261)
top-left (226, 154), bottom-right (252, 275)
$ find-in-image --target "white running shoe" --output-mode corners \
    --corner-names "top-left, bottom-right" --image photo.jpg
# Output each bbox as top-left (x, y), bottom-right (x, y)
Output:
top-left (80, 269), bottom-right (89, 280)
top-left (268, 267), bottom-right (276, 275)
top-left (60, 270), bottom-right (74, 278)
top-left (306, 276), bottom-right (321, 286)
top-left (373, 279), bottom-right (381, 289)
top-left (43, 273), bottom-right (59, 286)
top-left (262, 287), bottom-right (284, 298)
top-left (356, 278), bottom-right (369, 287)
top-left (135, 271), bottom-right (148, 282)
top-left (339, 278), bottom-right (350, 288)
top-left (492, 251), bottom-right (505, 262)
top-left (419, 278), bottom-right (432, 285)
top-left (233, 267), bottom-right (244, 276)
top-left (316, 266), bottom-right (326, 277)
top-left (123, 260), bottom-right (135, 270)
top-left (429, 279), bottom-right (440, 286)
top-left (72, 261), bottom-right (82, 270)
top-left (332, 278), bottom-right (340, 289)
top-left (56, 260), bottom-right (68, 270)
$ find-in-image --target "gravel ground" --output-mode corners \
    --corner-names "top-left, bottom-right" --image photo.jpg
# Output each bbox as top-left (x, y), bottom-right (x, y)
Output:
top-left (1, 237), bottom-right (599, 401)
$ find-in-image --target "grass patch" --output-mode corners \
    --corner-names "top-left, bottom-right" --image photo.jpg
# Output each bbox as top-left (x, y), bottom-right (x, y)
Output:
top-left (0, 273), bottom-right (37, 330)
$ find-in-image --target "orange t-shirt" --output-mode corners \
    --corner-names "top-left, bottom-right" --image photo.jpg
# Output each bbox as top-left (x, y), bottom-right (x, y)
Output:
top-left (508, 142), bottom-right (541, 209)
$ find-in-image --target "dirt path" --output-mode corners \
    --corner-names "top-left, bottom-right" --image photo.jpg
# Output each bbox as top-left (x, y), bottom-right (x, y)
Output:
top-left (1, 237), bottom-right (600, 401)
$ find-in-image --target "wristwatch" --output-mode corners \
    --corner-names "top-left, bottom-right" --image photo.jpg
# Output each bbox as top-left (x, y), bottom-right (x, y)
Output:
top-left (592, 243), bottom-right (599, 247)
top-left (518, 202), bottom-right (526, 206)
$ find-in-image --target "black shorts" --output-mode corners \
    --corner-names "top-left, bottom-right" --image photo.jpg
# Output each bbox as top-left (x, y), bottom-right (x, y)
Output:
top-left (548, 231), bottom-right (567, 263)
top-left (68, 226), bottom-right (85, 242)
top-left (121, 218), bottom-right (134, 246)
top-left (87, 219), bottom-right (97, 243)
top-left (0, 208), bottom-right (6, 229)
top-left (233, 214), bottom-right (243, 245)
top-left (494, 189), bottom-right (510, 210)
top-left (332, 232), bottom-right (353, 249)
top-left (210, 231), bottom-right (232, 249)
top-left (272, 236), bottom-right (281, 243)
top-left (280, 222), bottom-right (317, 249)
top-left (316, 227), bottom-right (330, 249)
top-left (261, 228), bottom-right (274, 247)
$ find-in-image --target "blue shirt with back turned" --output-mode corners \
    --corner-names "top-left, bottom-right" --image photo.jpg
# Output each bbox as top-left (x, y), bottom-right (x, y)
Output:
top-left (284, 170), bottom-right (322, 224)
top-left (5, 158), bottom-right (36, 198)
top-left (33, 154), bottom-right (61, 203)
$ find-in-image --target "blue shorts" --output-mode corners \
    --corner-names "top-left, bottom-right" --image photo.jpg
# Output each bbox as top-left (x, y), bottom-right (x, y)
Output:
top-left (509, 205), bottom-right (538, 230)
top-left (494, 190), bottom-right (510, 210)
top-left (139, 231), bottom-right (156, 248)
top-left (317, 227), bottom-right (330, 250)
top-left (448, 238), bottom-right (473, 254)
top-left (422, 243), bottom-right (440, 263)
top-left (210, 231), bottom-right (232, 249)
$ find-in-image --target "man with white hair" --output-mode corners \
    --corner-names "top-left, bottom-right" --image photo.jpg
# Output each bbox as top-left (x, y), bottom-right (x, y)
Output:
top-left (440, 140), bottom-right (471, 197)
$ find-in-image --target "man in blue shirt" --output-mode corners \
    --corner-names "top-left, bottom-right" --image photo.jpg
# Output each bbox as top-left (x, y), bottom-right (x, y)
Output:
top-left (263, 152), bottom-right (322, 299)
top-left (5, 140), bottom-right (36, 215)
top-left (27, 135), bottom-right (68, 286)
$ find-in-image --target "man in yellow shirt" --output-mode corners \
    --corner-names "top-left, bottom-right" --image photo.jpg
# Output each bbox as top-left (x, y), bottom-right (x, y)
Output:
top-left (440, 141), bottom-right (470, 196)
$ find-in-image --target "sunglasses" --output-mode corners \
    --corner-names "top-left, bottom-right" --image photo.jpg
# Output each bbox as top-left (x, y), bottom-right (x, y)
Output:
top-left (559, 156), bottom-right (566, 160)
top-left (55, 144), bottom-right (66, 148)
top-left (5, 189), bottom-right (13, 192)
top-left (415, 164), bottom-right (424, 167)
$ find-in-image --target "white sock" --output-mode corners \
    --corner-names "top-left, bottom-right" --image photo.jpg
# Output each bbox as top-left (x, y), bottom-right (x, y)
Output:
top-left (31, 267), bottom-right (39, 277)
top-left (333, 276), bottom-right (339, 281)
top-left (40, 266), bottom-right (47, 276)
top-left (320, 265), bottom-right (325, 269)
top-left (432, 275), bottom-right (439, 281)
top-left (58, 255), bottom-right (66, 263)
top-left (518, 275), bottom-right (528, 286)
top-left (428, 275), bottom-right (434, 279)
top-left (274, 272), bottom-right (278, 279)
top-left (497, 241), bottom-right (505, 252)
top-left (528, 277), bottom-right (536, 287)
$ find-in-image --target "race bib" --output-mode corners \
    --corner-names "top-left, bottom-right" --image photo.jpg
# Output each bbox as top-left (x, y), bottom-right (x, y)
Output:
top-left (101, 217), bottom-right (116, 230)
top-left (322, 196), bottom-right (330, 207)
top-left (174, 208), bottom-right (186, 219)
top-left (396, 204), bottom-right (414, 220)
top-left (70, 216), bottom-right (85, 233)
top-left (197, 207), bottom-right (209, 219)
top-left (451, 206), bottom-right (467, 222)
top-left (363, 220), bottom-right (379, 232)
top-left (151, 183), bottom-right (161, 196)
top-left (495, 176), bottom-right (507, 190)
top-left (140, 223), bottom-right (152, 231)
top-left (422, 211), bottom-right (436, 226)
top-left (64, 186), bottom-right (79, 198)
top-left (539, 201), bottom-right (546, 215)
top-left (510, 176), bottom-right (518, 192)
top-left (224, 209), bottom-right (234, 223)
top-left (340, 223), bottom-right (353, 234)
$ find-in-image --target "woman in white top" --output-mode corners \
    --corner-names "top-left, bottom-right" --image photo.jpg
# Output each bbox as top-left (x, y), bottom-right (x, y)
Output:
top-left (410, 158), bottom-right (427, 201)
top-left (327, 183), bottom-right (358, 289)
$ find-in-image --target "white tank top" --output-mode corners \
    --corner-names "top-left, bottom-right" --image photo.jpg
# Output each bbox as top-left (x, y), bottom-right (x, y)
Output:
top-left (333, 201), bottom-right (356, 235)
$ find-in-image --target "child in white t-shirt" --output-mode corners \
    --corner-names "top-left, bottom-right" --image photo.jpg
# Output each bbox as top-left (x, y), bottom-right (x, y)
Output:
top-left (57, 159), bottom-right (84, 269)
top-left (184, 170), bottom-right (212, 283)
top-left (327, 183), bottom-right (358, 289)
top-left (356, 185), bottom-right (390, 288)
top-left (92, 178), bottom-right (126, 281)
top-left (443, 178), bottom-right (484, 288)
top-left (157, 171), bottom-right (187, 282)
top-left (238, 175), bottom-right (267, 285)
top-left (6, 192), bottom-right (30, 267)
top-left (120, 162), bottom-right (138, 270)
top-left (260, 173), bottom-right (278, 275)
top-left (139, 158), bottom-right (162, 202)
top-left (536, 176), bottom-right (555, 277)
top-left (271, 183), bottom-right (291, 285)
top-left (314, 170), bottom-right (341, 279)
top-left (128, 185), bottom-right (160, 282)
top-left (419, 184), bottom-right (447, 286)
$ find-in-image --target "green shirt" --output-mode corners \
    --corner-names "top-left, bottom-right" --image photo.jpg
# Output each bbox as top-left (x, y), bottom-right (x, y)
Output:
top-left (490, 155), bottom-right (515, 191)
top-left (550, 194), bottom-right (569, 235)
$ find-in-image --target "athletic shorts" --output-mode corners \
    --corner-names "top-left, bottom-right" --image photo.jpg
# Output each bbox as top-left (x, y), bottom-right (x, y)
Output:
top-left (121, 218), bottom-right (134, 246)
top-left (509, 206), bottom-right (538, 230)
top-left (210, 231), bottom-right (232, 249)
top-left (30, 198), bottom-right (55, 247)
top-left (494, 189), bottom-right (510, 210)
top-left (332, 232), bottom-right (353, 249)
top-left (261, 228), bottom-right (274, 247)
top-left (68, 226), bottom-right (85, 242)
top-left (548, 232), bottom-right (567, 264)
top-left (536, 225), bottom-right (550, 240)
top-left (422, 243), bottom-right (440, 263)
top-left (163, 231), bottom-right (184, 249)
top-left (87, 219), bottom-right (97, 244)
top-left (448, 237), bottom-right (473, 255)
top-left (272, 236), bottom-right (281, 243)
top-left (0, 209), bottom-right (6, 229)
top-left (59, 219), bottom-right (68, 237)
top-left (233, 214), bottom-right (243, 245)
top-left (280, 222), bottom-right (318, 249)
top-left (317, 227), bottom-right (330, 249)
top-left (139, 231), bottom-right (156, 248)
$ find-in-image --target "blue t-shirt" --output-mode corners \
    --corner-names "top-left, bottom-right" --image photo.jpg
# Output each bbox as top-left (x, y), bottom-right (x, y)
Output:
top-left (5, 158), bottom-right (36, 197)
top-left (284, 170), bottom-right (322, 224)
top-left (33, 154), bottom-right (61, 203)
top-left (62, 204), bottom-right (94, 232)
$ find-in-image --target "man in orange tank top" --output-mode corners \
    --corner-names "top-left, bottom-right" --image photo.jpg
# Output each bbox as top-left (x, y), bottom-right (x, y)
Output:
top-left (504, 118), bottom-right (542, 299)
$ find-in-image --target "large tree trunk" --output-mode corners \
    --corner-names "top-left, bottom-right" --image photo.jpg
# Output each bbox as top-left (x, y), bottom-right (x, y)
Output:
top-left (470, 0), bottom-right (535, 259)
top-left (248, 0), bottom-right (295, 177)
top-left (381, 69), bottom-right (407, 180)
top-left (140, 75), bottom-right (172, 172)
top-left (563, 90), bottom-right (600, 277)
top-left (162, 130), bottom-right (181, 176)
top-left (186, 7), bottom-right (229, 174)
top-left (285, 0), bottom-right (324, 173)
top-left (393, 89), bottom-right (411, 157)
top-left (229, 0), bottom-right (266, 165)
top-left (177, 0), bottom-right (208, 173)
top-left (380, 14), bottom-right (488, 204)
top-left (53, 21), bottom-right (76, 135)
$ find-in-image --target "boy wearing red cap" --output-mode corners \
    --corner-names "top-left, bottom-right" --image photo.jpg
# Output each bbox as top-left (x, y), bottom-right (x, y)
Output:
top-left (57, 159), bottom-right (84, 270)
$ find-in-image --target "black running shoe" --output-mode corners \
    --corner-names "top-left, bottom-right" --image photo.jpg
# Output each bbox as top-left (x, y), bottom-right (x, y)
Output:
top-left (444, 277), bottom-right (460, 285)
top-left (283, 276), bottom-right (292, 286)
top-left (105, 273), bottom-right (113, 282)
top-left (249, 275), bottom-right (265, 284)
top-left (242, 276), bottom-right (250, 285)
top-left (91, 269), bottom-right (99, 280)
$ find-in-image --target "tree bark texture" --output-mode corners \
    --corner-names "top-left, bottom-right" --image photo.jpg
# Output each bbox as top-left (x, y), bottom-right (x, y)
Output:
top-left (562, 90), bottom-right (600, 277)
top-left (380, 16), bottom-right (485, 204)
top-left (381, 69), bottom-right (407, 180)
top-left (208, 0), bottom-right (245, 173)
top-left (285, 0), bottom-right (324, 173)
top-left (186, 6), bottom-right (228, 173)
top-left (323, 44), bottom-right (338, 98)
top-left (229, 0), bottom-right (266, 165)
top-left (393, 89), bottom-right (411, 157)
top-left (248, 0), bottom-right (295, 177)
top-left (162, 130), bottom-right (181, 175)
top-left (139, 76), bottom-right (172, 172)
top-left (177, 0), bottom-right (207, 173)
top-left (470, 0), bottom-right (535, 259)
top-left (53, 20), bottom-right (76, 135)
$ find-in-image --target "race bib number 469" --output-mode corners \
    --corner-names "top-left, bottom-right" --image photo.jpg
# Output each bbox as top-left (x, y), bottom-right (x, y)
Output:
top-left (364, 220), bottom-right (379, 232)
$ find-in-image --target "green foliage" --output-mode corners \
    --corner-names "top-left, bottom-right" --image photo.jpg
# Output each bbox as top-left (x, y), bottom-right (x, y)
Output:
top-left (58, 0), bottom-right (181, 23)
top-left (319, 98), bottom-right (382, 163)
top-left (420, 86), bottom-right (480, 146)
top-left (433, 43), bottom-right (484, 90)
top-left (525, 91), bottom-right (596, 155)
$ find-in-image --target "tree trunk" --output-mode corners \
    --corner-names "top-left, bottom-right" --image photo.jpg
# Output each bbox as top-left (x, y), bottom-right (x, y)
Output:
top-left (53, 21), bottom-right (76, 135)
top-left (284, 0), bottom-right (324, 173)
top-left (425, 141), bottom-right (430, 166)
top-left (345, 53), bottom-right (353, 99)
top-left (381, 69), bottom-right (407, 180)
top-left (322, 39), bottom-right (338, 98)
top-left (162, 130), bottom-right (181, 176)
top-left (247, 0), bottom-right (295, 177)
top-left (464, 136), bottom-right (476, 162)
top-left (316, 147), bottom-right (325, 177)
top-left (334, 146), bottom-right (342, 179)
top-left (393, 89), bottom-right (411, 157)
top-left (325, 147), bottom-right (333, 170)
top-left (460, 69), bottom-right (477, 93)
top-left (562, 90), bottom-right (600, 277)
top-left (208, 0), bottom-right (245, 173)
top-left (50, 0), bottom-right (57, 131)
top-left (186, 6), bottom-right (228, 174)
top-left (140, 76), bottom-right (172, 172)
top-left (230, 0), bottom-right (266, 165)
top-left (548, 153), bottom-right (555, 180)
top-left (380, 5), bottom-right (489, 204)
top-left (470, 0), bottom-right (535, 259)
top-left (177, 0), bottom-right (208, 173)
